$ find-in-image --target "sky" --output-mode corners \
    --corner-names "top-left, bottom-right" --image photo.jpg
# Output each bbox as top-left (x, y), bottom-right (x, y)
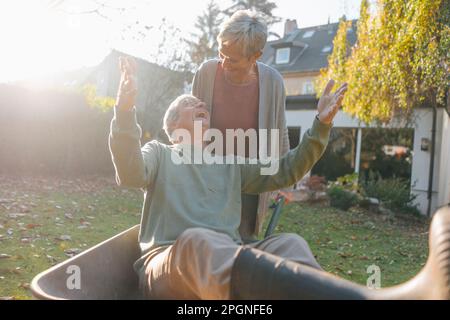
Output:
top-left (0, 0), bottom-right (361, 83)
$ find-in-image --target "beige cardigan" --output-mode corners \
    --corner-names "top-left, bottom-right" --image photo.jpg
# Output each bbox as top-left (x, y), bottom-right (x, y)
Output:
top-left (191, 59), bottom-right (290, 234)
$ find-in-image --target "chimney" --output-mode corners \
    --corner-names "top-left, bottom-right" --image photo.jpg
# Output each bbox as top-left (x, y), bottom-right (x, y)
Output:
top-left (284, 19), bottom-right (298, 36)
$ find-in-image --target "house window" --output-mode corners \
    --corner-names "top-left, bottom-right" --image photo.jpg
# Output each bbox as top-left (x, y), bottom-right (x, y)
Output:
top-left (322, 45), bottom-right (332, 53)
top-left (302, 30), bottom-right (315, 38)
top-left (275, 47), bottom-right (290, 64)
top-left (303, 81), bottom-right (314, 94)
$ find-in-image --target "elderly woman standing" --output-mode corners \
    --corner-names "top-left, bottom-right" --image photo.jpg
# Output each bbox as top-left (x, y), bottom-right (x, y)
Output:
top-left (192, 10), bottom-right (290, 241)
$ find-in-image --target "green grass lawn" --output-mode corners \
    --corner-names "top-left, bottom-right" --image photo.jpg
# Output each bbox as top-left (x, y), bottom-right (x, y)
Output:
top-left (263, 201), bottom-right (429, 287)
top-left (0, 176), bottom-right (429, 299)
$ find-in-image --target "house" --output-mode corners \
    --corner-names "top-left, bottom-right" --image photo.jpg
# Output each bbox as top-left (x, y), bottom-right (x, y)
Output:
top-left (261, 19), bottom-right (450, 216)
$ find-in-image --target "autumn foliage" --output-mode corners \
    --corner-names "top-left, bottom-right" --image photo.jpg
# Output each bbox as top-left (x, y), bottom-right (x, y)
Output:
top-left (317, 0), bottom-right (449, 123)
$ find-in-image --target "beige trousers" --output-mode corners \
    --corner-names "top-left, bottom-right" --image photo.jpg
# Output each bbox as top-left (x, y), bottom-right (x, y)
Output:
top-left (143, 228), bottom-right (322, 300)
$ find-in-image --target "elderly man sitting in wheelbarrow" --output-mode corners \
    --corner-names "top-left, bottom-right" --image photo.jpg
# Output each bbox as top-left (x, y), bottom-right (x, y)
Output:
top-left (109, 57), bottom-right (450, 300)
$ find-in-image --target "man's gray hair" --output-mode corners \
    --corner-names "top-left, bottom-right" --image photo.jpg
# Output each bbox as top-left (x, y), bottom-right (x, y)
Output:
top-left (217, 10), bottom-right (268, 58)
top-left (163, 94), bottom-right (198, 142)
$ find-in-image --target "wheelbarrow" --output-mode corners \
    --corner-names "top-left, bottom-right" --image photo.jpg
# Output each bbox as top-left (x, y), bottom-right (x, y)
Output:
top-left (30, 196), bottom-right (286, 300)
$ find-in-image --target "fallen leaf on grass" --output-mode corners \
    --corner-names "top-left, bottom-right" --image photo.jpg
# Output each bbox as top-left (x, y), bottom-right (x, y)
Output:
top-left (20, 237), bottom-right (32, 244)
top-left (64, 213), bottom-right (74, 220)
top-left (0, 268), bottom-right (21, 275)
top-left (55, 235), bottom-right (72, 241)
top-left (8, 213), bottom-right (27, 219)
top-left (26, 223), bottom-right (41, 229)
top-left (46, 255), bottom-right (58, 264)
top-left (19, 282), bottom-right (30, 289)
top-left (64, 248), bottom-right (82, 257)
top-left (19, 205), bottom-right (30, 213)
top-left (398, 251), bottom-right (409, 257)
top-left (337, 252), bottom-right (353, 259)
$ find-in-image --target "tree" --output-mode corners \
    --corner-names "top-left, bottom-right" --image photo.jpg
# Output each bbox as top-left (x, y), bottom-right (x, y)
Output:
top-left (49, 0), bottom-right (127, 21)
top-left (148, 18), bottom-right (193, 72)
top-left (223, 0), bottom-right (281, 27)
top-left (317, 0), bottom-right (450, 124)
top-left (186, 0), bottom-right (224, 67)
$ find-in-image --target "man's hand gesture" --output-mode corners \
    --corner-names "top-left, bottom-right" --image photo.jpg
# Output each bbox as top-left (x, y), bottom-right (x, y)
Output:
top-left (116, 56), bottom-right (137, 111)
top-left (317, 80), bottom-right (347, 124)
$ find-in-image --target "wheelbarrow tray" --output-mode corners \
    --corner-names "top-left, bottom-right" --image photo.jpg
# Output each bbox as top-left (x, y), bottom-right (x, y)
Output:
top-left (30, 196), bottom-right (286, 300)
top-left (31, 224), bottom-right (142, 300)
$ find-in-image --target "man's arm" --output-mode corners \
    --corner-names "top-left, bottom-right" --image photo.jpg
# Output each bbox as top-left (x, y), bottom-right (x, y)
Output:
top-left (109, 107), bottom-right (159, 189)
top-left (109, 56), bottom-right (159, 189)
top-left (241, 79), bottom-right (347, 194)
top-left (241, 117), bottom-right (331, 194)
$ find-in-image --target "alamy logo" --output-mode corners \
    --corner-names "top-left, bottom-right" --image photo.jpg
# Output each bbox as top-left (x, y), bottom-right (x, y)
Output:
top-left (366, 264), bottom-right (381, 289)
top-left (171, 121), bottom-right (280, 175)
top-left (66, 265), bottom-right (81, 290)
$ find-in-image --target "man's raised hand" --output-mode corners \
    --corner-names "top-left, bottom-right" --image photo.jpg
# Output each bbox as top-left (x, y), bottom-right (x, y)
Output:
top-left (317, 80), bottom-right (348, 124)
top-left (116, 56), bottom-right (137, 111)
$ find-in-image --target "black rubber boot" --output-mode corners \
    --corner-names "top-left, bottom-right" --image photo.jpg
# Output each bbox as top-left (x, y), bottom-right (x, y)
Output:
top-left (230, 205), bottom-right (450, 300)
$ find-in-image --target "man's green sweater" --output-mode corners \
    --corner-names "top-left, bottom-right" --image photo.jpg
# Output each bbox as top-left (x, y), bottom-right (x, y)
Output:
top-left (109, 107), bottom-right (331, 272)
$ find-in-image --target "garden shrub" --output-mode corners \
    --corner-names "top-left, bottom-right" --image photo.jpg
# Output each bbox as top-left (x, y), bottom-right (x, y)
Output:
top-left (360, 172), bottom-right (419, 214)
top-left (327, 185), bottom-right (359, 211)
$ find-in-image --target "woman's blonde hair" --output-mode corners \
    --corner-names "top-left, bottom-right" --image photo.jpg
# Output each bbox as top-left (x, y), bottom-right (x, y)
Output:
top-left (217, 10), bottom-right (268, 58)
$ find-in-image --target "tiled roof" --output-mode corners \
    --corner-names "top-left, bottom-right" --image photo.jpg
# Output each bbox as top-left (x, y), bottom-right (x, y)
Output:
top-left (261, 20), bottom-right (357, 74)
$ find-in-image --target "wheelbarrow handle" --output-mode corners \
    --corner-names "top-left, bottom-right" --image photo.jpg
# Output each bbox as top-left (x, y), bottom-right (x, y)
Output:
top-left (264, 196), bottom-right (286, 238)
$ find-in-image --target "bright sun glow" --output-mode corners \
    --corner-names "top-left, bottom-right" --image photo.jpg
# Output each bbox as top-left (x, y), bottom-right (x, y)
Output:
top-left (0, 0), bottom-right (108, 83)
top-left (0, 0), bottom-right (361, 83)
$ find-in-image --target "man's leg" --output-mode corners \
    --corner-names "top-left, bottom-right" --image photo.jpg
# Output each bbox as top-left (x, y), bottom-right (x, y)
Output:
top-left (239, 194), bottom-right (259, 243)
top-left (145, 228), bottom-right (240, 299)
top-left (250, 233), bottom-right (323, 270)
top-left (230, 206), bottom-right (450, 300)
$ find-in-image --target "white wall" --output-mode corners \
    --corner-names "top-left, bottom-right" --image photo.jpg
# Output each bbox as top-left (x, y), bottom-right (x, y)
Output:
top-left (286, 109), bottom-right (412, 129)
top-left (410, 109), bottom-right (450, 216)
top-left (286, 108), bottom-right (450, 216)
top-left (410, 109), bottom-right (438, 215)
top-left (437, 110), bottom-right (450, 212)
